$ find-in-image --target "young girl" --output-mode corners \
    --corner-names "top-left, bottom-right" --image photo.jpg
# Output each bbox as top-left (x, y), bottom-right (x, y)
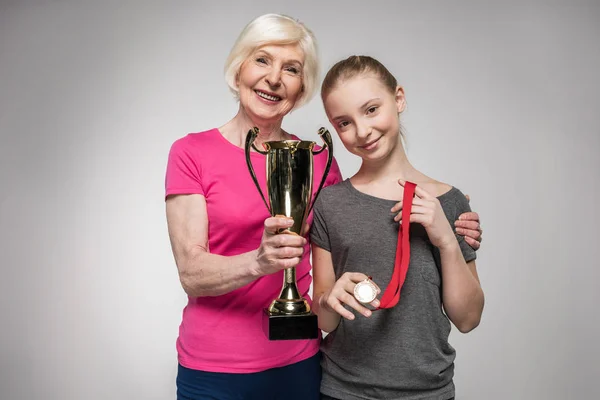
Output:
top-left (311, 56), bottom-right (484, 400)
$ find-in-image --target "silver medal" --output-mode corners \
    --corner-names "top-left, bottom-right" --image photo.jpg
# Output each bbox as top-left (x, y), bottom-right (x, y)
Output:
top-left (353, 279), bottom-right (377, 304)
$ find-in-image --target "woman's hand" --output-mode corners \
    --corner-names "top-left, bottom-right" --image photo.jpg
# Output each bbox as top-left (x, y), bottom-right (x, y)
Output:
top-left (392, 180), bottom-right (457, 250)
top-left (319, 272), bottom-right (380, 320)
top-left (455, 209), bottom-right (483, 250)
top-left (253, 216), bottom-right (307, 276)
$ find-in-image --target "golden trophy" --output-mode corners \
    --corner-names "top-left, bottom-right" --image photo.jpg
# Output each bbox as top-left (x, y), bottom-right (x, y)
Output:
top-left (245, 127), bottom-right (333, 340)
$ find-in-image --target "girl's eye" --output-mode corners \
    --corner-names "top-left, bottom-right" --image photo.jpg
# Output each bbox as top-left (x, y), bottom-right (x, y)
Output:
top-left (338, 121), bottom-right (350, 128)
top-left (367, 106), bottom-right (378, 114)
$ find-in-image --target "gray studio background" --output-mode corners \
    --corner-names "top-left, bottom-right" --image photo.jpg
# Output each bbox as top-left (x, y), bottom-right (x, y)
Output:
top-left (1, 1), bottom-right (599, 399)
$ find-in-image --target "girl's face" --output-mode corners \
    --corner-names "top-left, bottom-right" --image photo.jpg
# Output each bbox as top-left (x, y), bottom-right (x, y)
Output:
top-left (323, 74), bottom-right (406, 162)
top-left (237, 44), bottom-right (305, 125)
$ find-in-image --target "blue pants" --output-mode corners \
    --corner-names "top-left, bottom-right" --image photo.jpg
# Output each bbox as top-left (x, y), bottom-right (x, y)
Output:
top-left (176, 352), bottom-right (321, 400)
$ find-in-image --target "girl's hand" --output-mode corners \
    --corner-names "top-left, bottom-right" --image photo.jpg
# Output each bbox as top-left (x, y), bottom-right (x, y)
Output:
top-left (454, 209), bottom-right (483, 250)
top-left (392, 179), bottom-right (456, 250)
top-left (319, 272), bottom-right (381, 320)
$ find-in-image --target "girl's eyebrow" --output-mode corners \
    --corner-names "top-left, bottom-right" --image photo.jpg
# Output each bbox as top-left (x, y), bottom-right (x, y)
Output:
top-left (331, 97), bottom-right (381, 121)
top-left (331, 113), bottom-right (348, 122)
top-left (360, 98), bottom-right (380, 109)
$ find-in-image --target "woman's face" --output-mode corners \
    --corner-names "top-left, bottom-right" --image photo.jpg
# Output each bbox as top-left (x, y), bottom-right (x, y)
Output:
top-left (237, 44), bottom-right (305, 125)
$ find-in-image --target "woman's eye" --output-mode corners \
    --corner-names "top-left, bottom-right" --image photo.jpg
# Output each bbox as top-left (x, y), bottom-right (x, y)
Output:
top-left (256, 57), bottom-right (267, 64)
top-left (285, 66), bottom-right (300, 74)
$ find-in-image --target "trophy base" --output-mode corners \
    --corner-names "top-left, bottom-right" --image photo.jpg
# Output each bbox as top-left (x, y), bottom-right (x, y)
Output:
top-left (262, 308), bottom-right (319, 341)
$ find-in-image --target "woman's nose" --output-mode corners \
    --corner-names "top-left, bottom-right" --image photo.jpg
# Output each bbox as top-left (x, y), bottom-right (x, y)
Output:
top-left (265, 69), bottom-right (282, 88)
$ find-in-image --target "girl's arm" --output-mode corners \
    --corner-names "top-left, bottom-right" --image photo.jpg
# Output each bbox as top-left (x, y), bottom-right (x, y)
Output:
top-left (312, 245), bottom-right (342, 332)
top-left (395, 180), bottom-right (484, 333)
top-left (438, 242), bottom-right (484, 333)
top-left (311, 244), bottom-right (378, 332)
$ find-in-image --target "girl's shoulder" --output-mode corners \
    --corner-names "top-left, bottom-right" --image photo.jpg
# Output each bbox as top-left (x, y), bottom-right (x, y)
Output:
top-left (415, 176), bottom-right (453, 198)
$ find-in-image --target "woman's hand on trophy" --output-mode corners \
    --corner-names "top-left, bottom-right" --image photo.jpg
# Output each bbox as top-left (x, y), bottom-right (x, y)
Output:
top-left (253, 216), bottom-right (307, 276)
top-left (320, 272), bottom-right (381, 320)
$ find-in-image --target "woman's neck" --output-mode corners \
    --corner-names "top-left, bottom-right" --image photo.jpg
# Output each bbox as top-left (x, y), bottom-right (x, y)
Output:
top-left (219, 107), bottom-right (289, 149)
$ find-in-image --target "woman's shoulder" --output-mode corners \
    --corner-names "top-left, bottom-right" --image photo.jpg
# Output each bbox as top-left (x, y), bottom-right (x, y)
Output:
top-left (168, 129), bottom-right (226, 159)
top-left (172, 128), bottom-right (220, 147)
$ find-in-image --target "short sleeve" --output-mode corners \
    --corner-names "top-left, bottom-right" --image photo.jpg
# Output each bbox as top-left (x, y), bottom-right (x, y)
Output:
top-left (310, 193), bottom-right (331, 252)
top-left (323, 157), bottom-right (343, 188)
top-left (452, 189), bottom-right (477, 263)
top-left (165, 136), bottom-right (204, 199)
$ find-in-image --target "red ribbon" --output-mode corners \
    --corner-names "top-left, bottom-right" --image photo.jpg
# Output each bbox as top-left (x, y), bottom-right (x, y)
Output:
top-left (377, 181), bottom-right (416, 309)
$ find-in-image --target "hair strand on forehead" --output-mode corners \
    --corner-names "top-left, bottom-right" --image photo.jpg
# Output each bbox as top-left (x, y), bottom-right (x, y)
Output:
top-left (321, 55), bottom-right (398, 101)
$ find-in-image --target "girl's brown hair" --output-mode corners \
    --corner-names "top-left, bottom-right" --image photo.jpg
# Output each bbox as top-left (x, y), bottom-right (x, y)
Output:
top-left (321, 55), bottom-right (398, 100)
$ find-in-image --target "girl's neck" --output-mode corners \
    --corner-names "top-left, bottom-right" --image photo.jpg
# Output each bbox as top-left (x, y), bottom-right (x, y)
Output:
top-left (219, 106), bottom-right (289, 149)
top-left (351, 138), bottom-right (425, 199)
top-left (354, 138), bottom-right (417, 182)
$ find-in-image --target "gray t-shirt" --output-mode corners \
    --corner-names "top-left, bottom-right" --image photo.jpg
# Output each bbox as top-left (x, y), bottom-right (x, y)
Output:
top-left (311, 179), bottom-right (476, 400)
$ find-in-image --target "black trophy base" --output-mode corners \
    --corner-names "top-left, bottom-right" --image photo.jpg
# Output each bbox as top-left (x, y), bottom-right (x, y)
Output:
top-left (262, 308), bottom-right (319, 340)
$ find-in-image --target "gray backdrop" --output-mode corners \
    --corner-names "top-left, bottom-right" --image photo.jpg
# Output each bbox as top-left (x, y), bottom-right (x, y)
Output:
top-left (1, 0), bottom-right (599, 399)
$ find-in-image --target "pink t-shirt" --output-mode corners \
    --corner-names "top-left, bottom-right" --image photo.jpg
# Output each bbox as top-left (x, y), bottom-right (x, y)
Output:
top-left (165, 128), bottom-right (342, 373)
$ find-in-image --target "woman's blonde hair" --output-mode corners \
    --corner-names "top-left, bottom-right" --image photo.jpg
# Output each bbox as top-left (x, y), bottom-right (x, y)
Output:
top-left (224, 14), bottom-right (320, 109)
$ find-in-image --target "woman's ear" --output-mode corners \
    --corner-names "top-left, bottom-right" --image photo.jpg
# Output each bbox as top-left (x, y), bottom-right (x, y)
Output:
top-left (395, 86), bottom-right (406, 113)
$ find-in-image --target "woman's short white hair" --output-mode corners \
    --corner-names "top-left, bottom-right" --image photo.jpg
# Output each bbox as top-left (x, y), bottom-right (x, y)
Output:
top-left (224, 13), bottom-right (320, 109)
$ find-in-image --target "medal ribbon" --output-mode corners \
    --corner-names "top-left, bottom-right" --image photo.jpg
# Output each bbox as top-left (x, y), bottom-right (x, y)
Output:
top-left (377, 181), bottom-right (416, 309)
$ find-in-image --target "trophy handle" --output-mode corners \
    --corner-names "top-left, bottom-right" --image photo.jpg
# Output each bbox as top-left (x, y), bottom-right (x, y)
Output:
top-left (245, 127), bottom-right (271, 213)
top-left (308, 127), bottom-right (334, 215)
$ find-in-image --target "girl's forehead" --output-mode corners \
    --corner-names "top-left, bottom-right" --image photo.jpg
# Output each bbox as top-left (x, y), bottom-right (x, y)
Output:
top-left (338, 75), bottom-right (386, 93)
top-left (327, 76), bottom-right (387, 103)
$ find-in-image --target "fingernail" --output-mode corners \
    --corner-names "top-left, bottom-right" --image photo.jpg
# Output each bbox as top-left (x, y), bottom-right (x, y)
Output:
top-left (364, 310), bottom-right (371, 317)
top-left (373, 299), bottom-right (380, 307)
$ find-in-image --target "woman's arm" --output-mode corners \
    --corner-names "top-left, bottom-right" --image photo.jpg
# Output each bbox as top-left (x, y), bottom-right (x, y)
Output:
top-left (456, 211), bottom-right (483, 250)
top-left (166, 193), bottom-right (306, 297)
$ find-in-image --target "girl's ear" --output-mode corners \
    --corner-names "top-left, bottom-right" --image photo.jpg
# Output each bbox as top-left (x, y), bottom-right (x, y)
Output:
top-left (395, 86), bottom-right (406, 113)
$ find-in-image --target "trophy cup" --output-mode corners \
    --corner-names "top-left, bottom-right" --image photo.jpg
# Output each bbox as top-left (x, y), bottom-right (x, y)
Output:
top-left (245, 127), bottom-right (333, 340)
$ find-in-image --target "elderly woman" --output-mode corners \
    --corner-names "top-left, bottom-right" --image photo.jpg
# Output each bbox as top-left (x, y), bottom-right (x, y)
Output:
top-left (165, 13), bottom-right (482, 400)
